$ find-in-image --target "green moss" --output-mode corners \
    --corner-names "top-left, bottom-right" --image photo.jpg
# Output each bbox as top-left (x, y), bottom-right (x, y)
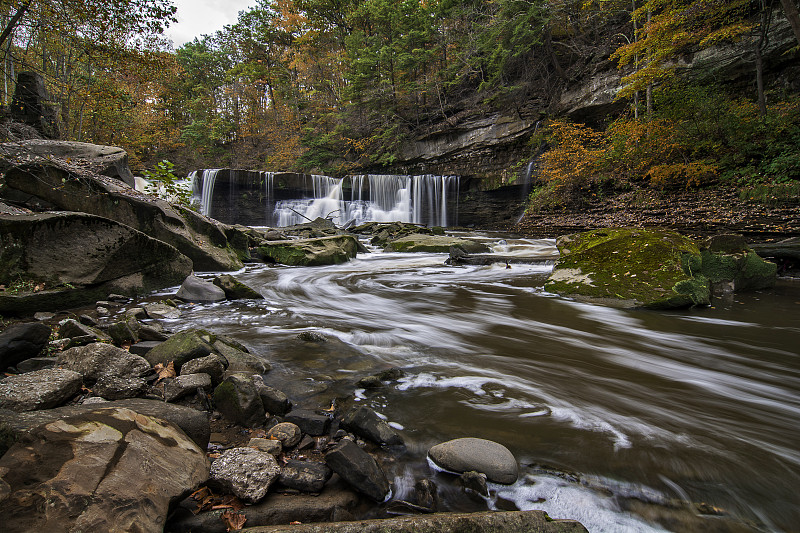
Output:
top-left (258, 236), bottom-right (358, 266)
top-left (545, 227), bottom-right (707, 308)
top-left (735, 251), bottom-right (777, 290)
top-left (697, 249), bottom-right (740, 283)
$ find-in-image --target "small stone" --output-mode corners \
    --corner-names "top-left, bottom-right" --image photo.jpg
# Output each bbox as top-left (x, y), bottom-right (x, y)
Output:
top-left (415, 479), bottom-right (438, 510)
top-left (125, 308), bottom-right (148, 320)
top-left (82, 396), bottom-right (109, 405)
top-left (284, 409), bottom-right (331, 436)
top-left (459, 471), bottom-right (489, 497)
top-left (143, 302), bottom-right (181, 320)
top-left (252, 376), bottom-right (291, 415)
top-left (297, 435), bottom-right (315, 450)
top-left (266, 422), bottom-right (302, 448)
top-left (79, 314), bottom-right (98, 326)
top-left (248, 437), bottom-right (282, 455)
top-left (357, 375), bottom-right (382, 389)
top-left (342, 405), bottom-right (403, 446)
top-left (129, 341), bottom-right (162, 357)
top-left (181, 353), bottom-right (227, 386)
top-left (296, 331), bottom-right (327, 343)
top-left (107, 294), bottom-right (129, 302)
top-left (164, 373), bottom-right (212, 402)
top-left (96, 307), bottom-right (110, 317)
top-left (33, 312), bottom-right (55, 321)
top-left (279, 459), bottom-right (332, 493)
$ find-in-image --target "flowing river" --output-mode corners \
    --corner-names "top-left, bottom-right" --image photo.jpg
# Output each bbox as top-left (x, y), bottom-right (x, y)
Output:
top-left (159, 233), bottom-right (800, 532)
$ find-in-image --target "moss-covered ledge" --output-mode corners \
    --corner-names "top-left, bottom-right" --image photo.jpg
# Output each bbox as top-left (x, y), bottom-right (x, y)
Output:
top-left (544, 228), bottom-right (776, 309)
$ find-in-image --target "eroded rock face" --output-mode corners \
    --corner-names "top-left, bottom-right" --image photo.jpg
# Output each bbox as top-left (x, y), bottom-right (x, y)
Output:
top-left (0, 407), bottom-right (209, 533)
top-left (0, 368), bottom-right (83, 411)
top-left (428, 437), bottom-right (518, 485)
top-left (0, 212), bottom-right (193, 313)
top-left (209, 447), bottom-right (280, 503)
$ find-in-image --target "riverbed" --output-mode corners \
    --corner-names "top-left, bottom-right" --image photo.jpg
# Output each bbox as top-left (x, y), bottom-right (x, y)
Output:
top-left (159, 234), bottom-right (800, 532)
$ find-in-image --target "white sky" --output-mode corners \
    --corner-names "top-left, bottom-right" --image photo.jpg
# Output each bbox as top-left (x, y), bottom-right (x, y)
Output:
top-left (164, 0), bottom-right (257, 47)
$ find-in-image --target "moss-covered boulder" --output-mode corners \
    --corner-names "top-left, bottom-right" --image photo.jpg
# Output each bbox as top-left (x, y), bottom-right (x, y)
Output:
top-left (545, 228), bottom-right (777, 309)
top-left (257, 235), bottom-right (359, 266)
top-left (351, 222), bottom-right (444, 247)
top-left (143, 329), bottom-right (217, 372)
top-left (384, 234), bottom-right (491, 254)
top-left (213, 274), bottom-right (264, 300)
top-left (545, 228), bottom-right (710, 309)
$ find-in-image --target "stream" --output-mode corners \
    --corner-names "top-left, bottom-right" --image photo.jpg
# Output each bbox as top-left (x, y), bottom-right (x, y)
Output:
top-left (158, 233), bottom-right (800, 532)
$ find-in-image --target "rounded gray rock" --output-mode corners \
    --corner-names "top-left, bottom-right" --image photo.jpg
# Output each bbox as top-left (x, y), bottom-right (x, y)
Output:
top-left (428, 437), bottom-right (518, 484)
top-left (210, 447), bottom-right (280, 503)
top-left (267, 422), bottom-right (302, 448)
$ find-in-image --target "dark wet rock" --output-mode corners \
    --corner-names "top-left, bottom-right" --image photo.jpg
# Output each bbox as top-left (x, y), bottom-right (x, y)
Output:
top-left (257, 235), bottom-right (359, 266)
top-left (210, 447), bottom-right (280, 503)
top-left (92, 374), bottom-right (148, 400)
top-left (230, 510), bottom-right (588, 532)
top-left (137, 322), bottom-right (168, 341)
top-left (0, 397), bottom-right (211, 450)
top-left (325, 439), bottom-right (390, 502)
top-left (267, 422), bottom-right (302, 448)
top-left (0, 212), bottom-right (193, 315)
top-left (253, 375), bottom-right (291, 415)
top-left (14, 356), bottom-right (56, 373)
top-left (176, 274), bottom-right (227, 303)
top-left (167, 475), bottom-right (360, 532)
top-left (0, 407), bottom-right (209, 533)
top-left (144, 328), bottom-right (216, 372)
top-left (164, 373), bottom-right (212, 402)
top-left (213, 374), bottom-right (266, 427)
top-left (297, 331), bottom-right (328, 342)
top-left (297, 434), bottom-right (315, 450)
top-left (459, 471), bottom-right (489, 497)
top-left (57, 318), bottom-right (111, 343)
top-left (214, 339), bottom-right (271, 374)
top-left (182, 353), bottom-right (228, 386)
top-left (249, 437), bottom-right (282, 455)
top-left (79, 314), bottom-right (98, 326)
top-left (0, 322), bottom-right (51, 369)
top-left (143, 301), bottom-right (182, 319)
top-left (0, 368), bottom-right (82, 411)
top-left (428, 437), bottom-right (518, 485)
top-left (342, 405), bottom-right (404, 446)
top-left (58, 342), bottom-right (150, 384)
top-left (213, 274), bottom-right (264, 300)
top-left (125, 307), bottom-right (148, 320)
top-left (357, 375), bottom-right (382, 389)
top-left (285, 409), bottom-right (331, 436)
top-left (415, 479), bottom-right (439, 510)
top-left (751, 237), bottom-right (800, 263)
top-left (384, 234), bottom-right (491, 254)
top-left (129, 340), bottom-right (162, 357)
top-left (279, 459), bottom-right (332, 493)
top-left (106, 315), bottom-right (141, 345)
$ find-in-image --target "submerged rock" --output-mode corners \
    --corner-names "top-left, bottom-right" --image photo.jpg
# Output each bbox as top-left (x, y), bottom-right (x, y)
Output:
top-left (258, 235), bottom-right (359, 266)
top-left (342, 405), bottom-right (404, 446)
top-left (428, 437), bottom-right (518, 484)
top-left (0, 407), bottom-right (209, 533)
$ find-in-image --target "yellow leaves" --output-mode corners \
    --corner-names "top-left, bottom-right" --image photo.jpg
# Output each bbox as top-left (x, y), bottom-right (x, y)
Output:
top-left (153, 361), bottom-right (176, 382)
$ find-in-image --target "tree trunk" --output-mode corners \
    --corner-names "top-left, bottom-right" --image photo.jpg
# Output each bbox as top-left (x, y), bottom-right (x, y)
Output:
top-left (779, 0), bottom-right (800, 46)
top-left (0, 2), bottom-right (30, 51)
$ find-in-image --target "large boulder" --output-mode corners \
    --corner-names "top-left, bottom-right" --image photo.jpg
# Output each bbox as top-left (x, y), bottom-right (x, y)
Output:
top-left (0, 322), bottom-right (51, 370)
top-left (0, 397), bottom-right (211, 450)
top-left (324, 439), bottom-right (390, 502)
top-left (383, 234), bottom-right (490, 254)
top-left (0, 368), bottom-right (83, 411)
top-left (544, 228), bottom-right (776, 309)
top-left (209, 447), bottom-right (281, 503)
top-left (0, 139), bottom-right (135, 186)
top-left (143, 329), bottom-right (216, 372)
top-left (0, 407), bottom-right (209, 533)
top-left (176, 274), bottom-right (227, 303)
top-left (58, 343), bottom-right (151, 385)
top-left (0, 157), bottom-right (245, 271)
top-left (0, 212), bottom-right (192, 314)
top-left (257, 235), bottom-right (359, 266)
top-left (428, 437), bottom-right (518, 485)
top-left (213, 374), bottom-right (266, 427)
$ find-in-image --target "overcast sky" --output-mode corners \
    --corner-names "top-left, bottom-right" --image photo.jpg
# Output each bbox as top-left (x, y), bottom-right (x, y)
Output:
top-left (164, 0), bottom-right (257, 47)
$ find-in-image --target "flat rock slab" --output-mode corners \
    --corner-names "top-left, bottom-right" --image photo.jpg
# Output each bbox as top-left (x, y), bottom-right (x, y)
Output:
top-left (237, 510), bottom-right (588, 532)
top-left (0, 407), bottom-right (209, 533)
top-left (428, 437), bottom-right (518, 484)
top-left (0, 368), bottom-right (82, 411)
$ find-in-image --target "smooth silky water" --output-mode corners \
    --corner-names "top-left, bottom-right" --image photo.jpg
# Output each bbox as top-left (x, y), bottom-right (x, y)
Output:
top-left (158, 235), bottom-right (800, 532)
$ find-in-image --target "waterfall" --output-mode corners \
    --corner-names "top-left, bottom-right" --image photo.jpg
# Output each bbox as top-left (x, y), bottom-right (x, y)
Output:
top-left (190, 169), bottom-right (222, 216)
top-left (189, 169), bottom-right (459, 227)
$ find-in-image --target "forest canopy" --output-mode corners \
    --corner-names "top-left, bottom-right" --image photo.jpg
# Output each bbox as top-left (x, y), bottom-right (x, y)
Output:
top-left (1, 0), bottom-right (799, 205)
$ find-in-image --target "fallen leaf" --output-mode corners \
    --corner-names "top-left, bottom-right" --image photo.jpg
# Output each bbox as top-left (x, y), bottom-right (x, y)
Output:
top-left (154, 361), bottom-right (176, 382)
top-left (221, 509), bottom-right (247, 531)
top-left (290, 521), bottom-right (302, 525)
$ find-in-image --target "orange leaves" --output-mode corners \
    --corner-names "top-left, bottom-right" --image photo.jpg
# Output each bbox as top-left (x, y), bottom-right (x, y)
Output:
top-left (190, 486), bottom-right (247, 530)
top-left (221, 509), bottom-right (247, 531)
top-left (153, 361), bottom-right (176, 382)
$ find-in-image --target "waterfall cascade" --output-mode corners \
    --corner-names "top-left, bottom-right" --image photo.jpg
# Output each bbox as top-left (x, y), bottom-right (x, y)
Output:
top-left (191, 170), bottom-right (460, 227)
